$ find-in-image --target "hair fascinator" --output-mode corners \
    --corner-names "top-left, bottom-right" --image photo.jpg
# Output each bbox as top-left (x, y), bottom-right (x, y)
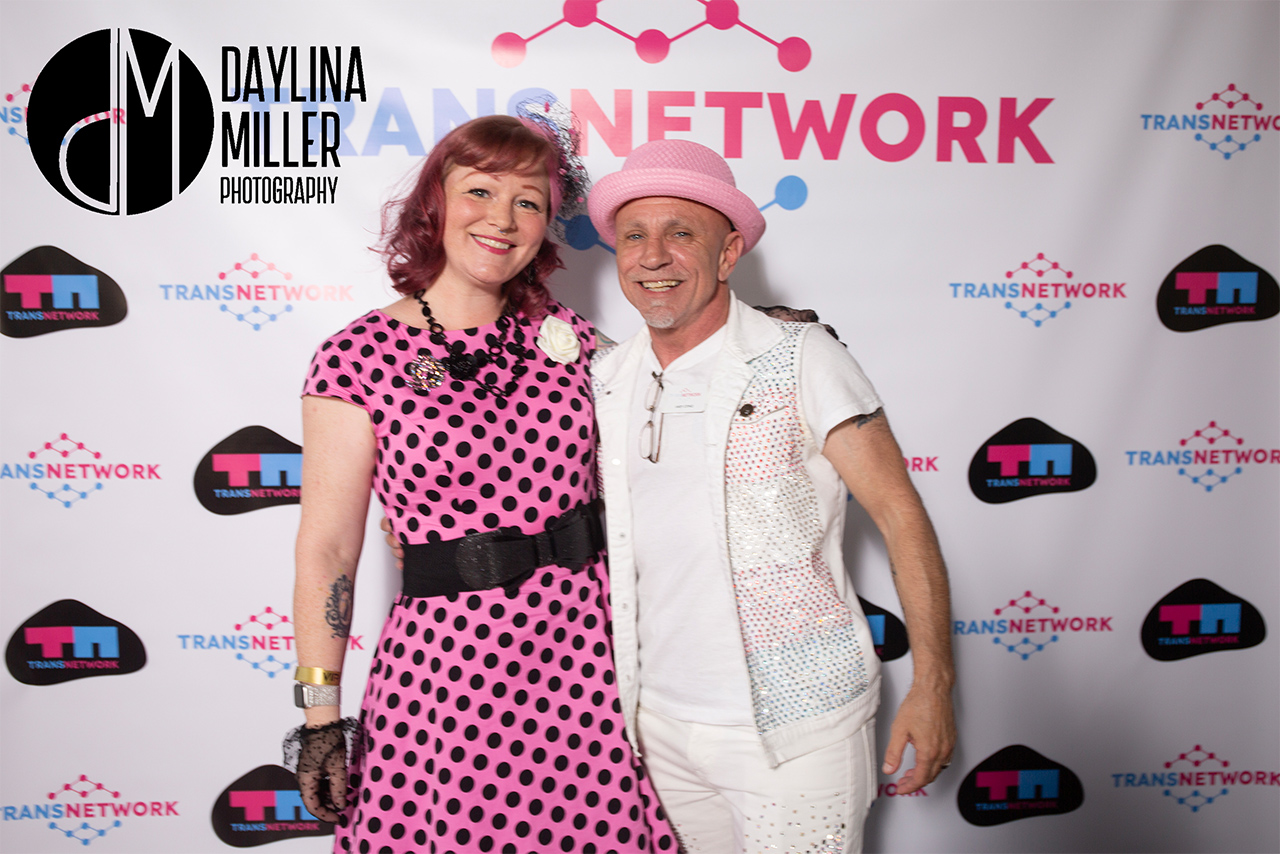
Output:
top-left (515, 98), bottom-right (590, 242)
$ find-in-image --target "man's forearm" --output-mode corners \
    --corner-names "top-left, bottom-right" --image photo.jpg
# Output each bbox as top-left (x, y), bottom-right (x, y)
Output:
top-left (824, 413), bottom-right (955, 684)
top-left (882, 507), bottom-right (955, 687)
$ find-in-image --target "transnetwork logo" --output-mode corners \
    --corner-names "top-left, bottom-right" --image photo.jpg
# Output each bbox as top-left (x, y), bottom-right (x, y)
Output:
top-left (1141, 579), bottom-right (1266, 661)
top-left (948, 253), bottom-right (1125, 327)
top-left (1, 432), bottom-right (162, 508)
top-left (178, 606), bottom-right (294, 679)
top-left (953, 590), bottom-right (1114, 660)
top-left (1111, 746), bottom-right (1279, 813)
top-left (957, 745), bottom-right (1084, 826)
top-left (1156, 245), bottom-right (1279, 332)
top-left (5, 600), bottom-right (146, 685)
top-left (487, 11), bottom-right (1055, 164)
top-left (211, 765), bottom-right (334, 846)
top-left (968, 418), bottom-right (1096, 503)
top-left (194, 426), bottom-right (302, 515)
top-left (1141, 83), bottom-right (1276, 160)
top-left (1, 246), bottom-right (127, 337)
top-left (1, 774), bottom-right (178, 846)
top-left (1124, 420), bottom-right (1278, 492)
top-left (176, 605), bottom-right (362, 679)
top-left (857, 596), bottom-right (907, 662)
top-left (158, 253), bottom-right (354, 331)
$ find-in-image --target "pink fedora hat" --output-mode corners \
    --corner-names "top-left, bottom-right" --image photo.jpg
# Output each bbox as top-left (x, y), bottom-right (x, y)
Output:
top-left (588, 140), bottom-right (766, 252)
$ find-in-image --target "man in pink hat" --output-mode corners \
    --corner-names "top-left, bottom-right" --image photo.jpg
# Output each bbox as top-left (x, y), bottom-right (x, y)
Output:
top-left (588, 139), bottom-right (956, 853)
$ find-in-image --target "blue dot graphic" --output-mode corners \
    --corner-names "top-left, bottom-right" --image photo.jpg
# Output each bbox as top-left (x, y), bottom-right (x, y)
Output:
top-left (773, 175), bottom-right (807, 210)
top-left (563, 214), bottom-right (601, 252)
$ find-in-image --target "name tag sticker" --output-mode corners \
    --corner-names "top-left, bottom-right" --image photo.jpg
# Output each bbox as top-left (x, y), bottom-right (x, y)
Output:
top-left (661, 382), bottom-right (708, 413)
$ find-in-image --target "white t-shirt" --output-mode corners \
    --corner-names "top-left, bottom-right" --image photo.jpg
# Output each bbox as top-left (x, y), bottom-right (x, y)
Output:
top-left (628, 323), bottom-right (882, 725)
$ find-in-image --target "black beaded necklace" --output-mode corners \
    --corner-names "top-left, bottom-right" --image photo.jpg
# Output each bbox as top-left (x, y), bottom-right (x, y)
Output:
top-left (405, 290), bottom-right (529, 398)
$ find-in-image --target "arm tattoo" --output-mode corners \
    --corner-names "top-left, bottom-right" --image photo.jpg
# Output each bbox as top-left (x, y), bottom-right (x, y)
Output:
top-left (853, 407), bottom-right (885, 429)
top-left (325, 574), bottom-right (353, 639)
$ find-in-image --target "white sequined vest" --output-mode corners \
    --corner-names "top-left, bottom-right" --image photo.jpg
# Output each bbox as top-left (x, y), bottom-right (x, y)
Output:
top-left (725, 323), bottom-right (873, 741)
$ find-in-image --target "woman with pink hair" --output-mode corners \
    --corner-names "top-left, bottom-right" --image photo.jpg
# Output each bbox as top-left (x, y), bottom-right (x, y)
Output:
top-left (289, 112), bottom-right (675, 854)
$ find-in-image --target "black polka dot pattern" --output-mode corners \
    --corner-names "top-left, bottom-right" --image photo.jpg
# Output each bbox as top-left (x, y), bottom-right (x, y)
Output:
top-left (339, 568), bottom-right (673, 853)
top-left (303, 305), bottom-right (597, 544)
top-left (304, 305), bottom-right (675, 853)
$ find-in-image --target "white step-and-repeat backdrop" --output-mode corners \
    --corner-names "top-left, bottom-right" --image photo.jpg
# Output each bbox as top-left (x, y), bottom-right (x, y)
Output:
top-left (2, 2), bottom-right (1277, 852)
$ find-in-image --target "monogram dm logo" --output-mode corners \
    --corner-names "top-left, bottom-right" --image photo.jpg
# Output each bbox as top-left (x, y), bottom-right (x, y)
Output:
top-left (28, 28), bottom-right (214, 215)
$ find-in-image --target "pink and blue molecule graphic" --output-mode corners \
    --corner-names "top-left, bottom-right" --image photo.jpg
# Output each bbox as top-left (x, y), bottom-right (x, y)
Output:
top-left (1163, 746), bottom-right (1229, 812)
top-left (235, 607), bottom-right (289, 632)
top-left (28, 434), bottom-right (104, 508)
top-left (561, 174), bottom-right (807, 254)
top-left (4, 82), bottom-right (30, 144)
top-left (1004, 253), bottom-right (1072, 327)
top-left (1195, 84), bottom-right (1264, 160)
top-left (234, 651), bottom-right (294, 677)
top-left (48, 776), bottom-right (123, 846)
top-left (493, 1), bottom-right (810, 71)
top-left (992, 591), bottom-right (1060, 660)
top-left (234, 607), bottom-right (295, 678)
top-left (219, 254), bottom-right (294, 330)
top-left (1178, 420), bottom-right (1244, 492)
top-left (1197, 83), bottom-right (1264, 112)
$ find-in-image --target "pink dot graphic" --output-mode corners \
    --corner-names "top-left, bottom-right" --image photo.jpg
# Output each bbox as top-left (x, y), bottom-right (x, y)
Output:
top-left (492, 33), bottom-right (527, 68)
top-left (635, 30), bottom-right (671, 63)
top-left (564, 0), bottom-right (599, 27)
top-left (706, 0), bottom-right (740, 30)
top-left (778, 37), bottom-right (811, 72)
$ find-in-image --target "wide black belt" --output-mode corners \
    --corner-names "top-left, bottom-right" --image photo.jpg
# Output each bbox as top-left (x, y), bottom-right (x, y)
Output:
top-left (401, 501), bottom-right (604, 598)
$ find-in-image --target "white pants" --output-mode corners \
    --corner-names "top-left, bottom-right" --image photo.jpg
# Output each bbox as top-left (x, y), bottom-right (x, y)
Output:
top-left (637, 706), bottom-right (876, 854)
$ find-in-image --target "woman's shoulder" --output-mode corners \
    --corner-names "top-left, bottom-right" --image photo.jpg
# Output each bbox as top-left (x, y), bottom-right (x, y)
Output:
top-left (539, 298), bottom-right (591, 329)
top-left (303, 310), bottom-right (393, 399)
top-left (313, 309), bottom-right (396, 352)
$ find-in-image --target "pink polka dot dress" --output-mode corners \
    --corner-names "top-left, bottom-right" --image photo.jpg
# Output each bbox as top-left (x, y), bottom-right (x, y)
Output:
top-left (302, 303), bottom-right (675, 854)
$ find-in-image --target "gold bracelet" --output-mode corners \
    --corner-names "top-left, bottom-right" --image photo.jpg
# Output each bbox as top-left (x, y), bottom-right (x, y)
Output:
top-left (294, 666), bottom-right (341, 686)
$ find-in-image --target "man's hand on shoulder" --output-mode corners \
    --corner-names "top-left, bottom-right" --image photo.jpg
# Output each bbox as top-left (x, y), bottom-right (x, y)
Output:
top-left (753, 304), bottom-right (841, 341)
top-left (379, 516), bottom-right (404, 571)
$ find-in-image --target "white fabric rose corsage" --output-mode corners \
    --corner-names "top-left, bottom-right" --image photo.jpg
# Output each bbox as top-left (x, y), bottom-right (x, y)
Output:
top-left (536, 315), bottom-right (581, 364)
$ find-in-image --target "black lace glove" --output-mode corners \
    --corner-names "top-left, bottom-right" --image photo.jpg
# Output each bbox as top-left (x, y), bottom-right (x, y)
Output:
top-left (283, 718), bottom-right (357, 823)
